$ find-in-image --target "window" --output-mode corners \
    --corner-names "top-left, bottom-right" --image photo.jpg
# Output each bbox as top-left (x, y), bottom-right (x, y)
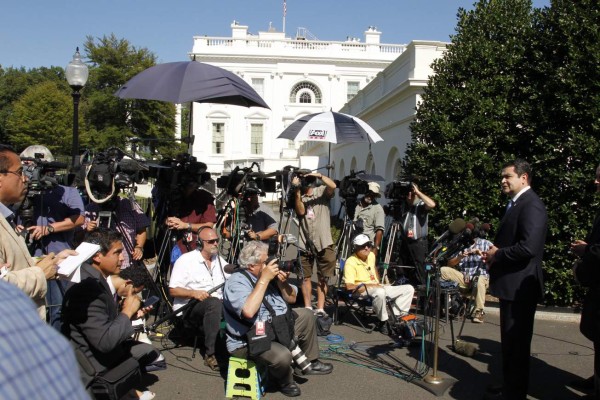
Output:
top-left (347, 81), bottom-right (359, 101)
top-left (251, 123), bottom-right (263, 155)
top-left (252, 78), bottom-right (264, 97)
top-left (289, 81), bottom-right (322, 104)
top-left (212, 123), bottom-right (225, 154)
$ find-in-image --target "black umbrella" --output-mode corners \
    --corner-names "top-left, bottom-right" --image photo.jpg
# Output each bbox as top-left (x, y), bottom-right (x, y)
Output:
top-left (114, 61), bottom-right (269, 109)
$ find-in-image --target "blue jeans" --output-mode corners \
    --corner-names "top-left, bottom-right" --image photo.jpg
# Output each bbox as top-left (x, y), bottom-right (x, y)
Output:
top-left (46, 279), bottom-right (68, 331)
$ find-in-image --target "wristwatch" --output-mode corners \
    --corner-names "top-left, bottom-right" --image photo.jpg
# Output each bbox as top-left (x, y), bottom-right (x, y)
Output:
top-left (47, 225), bottom-right (55, 234)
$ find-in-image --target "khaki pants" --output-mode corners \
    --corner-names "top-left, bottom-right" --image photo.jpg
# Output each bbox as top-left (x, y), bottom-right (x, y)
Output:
top-left (358, 285), bottom-right (415, 322)
top-left (440, 266), bottom-right (488, 311)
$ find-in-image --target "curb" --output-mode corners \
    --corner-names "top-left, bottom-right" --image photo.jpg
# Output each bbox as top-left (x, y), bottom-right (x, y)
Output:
top-left (484, 302), bottom-right (581, 323)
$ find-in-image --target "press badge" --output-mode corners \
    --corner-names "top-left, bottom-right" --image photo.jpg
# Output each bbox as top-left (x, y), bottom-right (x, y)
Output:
top-left (306, 206), bottom-right (315, 219)
top-left (184, 231), bottom-right (193, 243)
top-left (256, 320), bottom-right (266, 336)
top-left (407, 229), bottom-right (414, 239)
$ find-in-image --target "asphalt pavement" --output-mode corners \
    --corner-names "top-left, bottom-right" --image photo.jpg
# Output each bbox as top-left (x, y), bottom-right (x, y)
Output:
top-left (142, 300), bottom-right (593, 400)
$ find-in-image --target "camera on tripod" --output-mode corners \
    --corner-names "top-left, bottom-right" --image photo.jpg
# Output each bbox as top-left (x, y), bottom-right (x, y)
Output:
top-left (21, 153), bottom-right (68, 197)
top-left (339, 170), bottom-right (369, 199)
top-left (384, 179), bottom-right (414, 200)
top-left (216, 165), bottom-right (276, 197)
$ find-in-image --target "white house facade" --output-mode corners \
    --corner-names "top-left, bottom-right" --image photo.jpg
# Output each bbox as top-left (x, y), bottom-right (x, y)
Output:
top-left (188, 22), bottom-right (405, 177)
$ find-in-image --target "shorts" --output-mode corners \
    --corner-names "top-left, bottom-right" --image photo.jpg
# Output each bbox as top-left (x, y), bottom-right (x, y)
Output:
top-left (301, 245), bottom-right (336, 278)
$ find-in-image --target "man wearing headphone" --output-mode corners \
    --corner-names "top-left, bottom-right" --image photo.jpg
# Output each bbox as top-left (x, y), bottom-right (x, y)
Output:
top-left (169, 227), bottom-right (230, 371)
top-left (344, 234), bottom-right (415, 335)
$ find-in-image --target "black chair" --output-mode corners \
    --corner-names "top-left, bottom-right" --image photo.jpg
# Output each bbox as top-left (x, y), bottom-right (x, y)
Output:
top-left (332, 258), bottom-right (377, 333)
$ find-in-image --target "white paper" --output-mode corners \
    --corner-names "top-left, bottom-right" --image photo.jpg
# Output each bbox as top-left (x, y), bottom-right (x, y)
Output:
top-left (57, 242), bottom-right (101, 281)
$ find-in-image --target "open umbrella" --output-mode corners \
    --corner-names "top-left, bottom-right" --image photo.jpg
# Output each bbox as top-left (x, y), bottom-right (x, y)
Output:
top-left (277, 111), bottom-right (383, 174)
top-left (115, 61), bottom-right (269, 109)
top-left (277, 111), bottom-right (382, 144)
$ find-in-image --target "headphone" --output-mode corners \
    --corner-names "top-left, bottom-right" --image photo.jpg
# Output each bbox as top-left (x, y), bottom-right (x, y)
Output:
top-left (196, 226), bottom-right (212, 251)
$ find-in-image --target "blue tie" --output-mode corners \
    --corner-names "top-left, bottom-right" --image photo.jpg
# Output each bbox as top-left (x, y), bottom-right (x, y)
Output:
top-left (506, 200), bottom-right (514, 213)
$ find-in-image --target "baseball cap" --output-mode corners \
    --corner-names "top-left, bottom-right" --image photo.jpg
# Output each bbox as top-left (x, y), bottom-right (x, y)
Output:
top-left (353, 234), bottom-right (372, 247)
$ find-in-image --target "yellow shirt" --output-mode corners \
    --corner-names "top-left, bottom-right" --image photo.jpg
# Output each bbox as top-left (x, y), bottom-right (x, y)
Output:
top-left (343, 252), bottom-right (379, 285)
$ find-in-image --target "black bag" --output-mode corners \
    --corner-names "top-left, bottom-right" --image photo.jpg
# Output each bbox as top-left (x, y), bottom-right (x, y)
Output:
top-left (246, 320), bottom-right (276, 357)
top-left (316, 313), bottom-right (333, 336)
top-left (90, 357), bottom-right (142, 400)
top-left (270, 312), bottom-right (295, 348)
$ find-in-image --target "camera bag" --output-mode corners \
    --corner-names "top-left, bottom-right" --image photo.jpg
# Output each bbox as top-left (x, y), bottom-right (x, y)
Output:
top-left (238, 271), bottom-right (295, 355)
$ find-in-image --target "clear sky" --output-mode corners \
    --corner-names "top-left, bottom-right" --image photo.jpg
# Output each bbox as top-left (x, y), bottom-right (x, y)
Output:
top-left (1, 0), bottom-right (550, 70)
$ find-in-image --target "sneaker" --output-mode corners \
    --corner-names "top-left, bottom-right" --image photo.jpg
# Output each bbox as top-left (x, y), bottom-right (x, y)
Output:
top-left (472, 309), bottom-right (484, 323)
top-left (314, 308), bottom-right (326, 316)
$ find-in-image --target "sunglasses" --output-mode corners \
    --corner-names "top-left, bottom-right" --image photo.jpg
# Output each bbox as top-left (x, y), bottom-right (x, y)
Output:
top-left (359, 243), bottom-right (373, 249)
top-left (202, 238), bottom-right (219, 245)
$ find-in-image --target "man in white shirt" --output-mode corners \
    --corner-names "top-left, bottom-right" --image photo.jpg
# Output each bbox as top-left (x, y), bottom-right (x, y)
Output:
top-left (169, 227), bottom-right (230, 370)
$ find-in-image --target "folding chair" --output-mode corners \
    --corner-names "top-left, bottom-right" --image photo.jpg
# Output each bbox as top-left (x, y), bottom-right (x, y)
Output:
top-left (332, 258), bottom-right (377, 333)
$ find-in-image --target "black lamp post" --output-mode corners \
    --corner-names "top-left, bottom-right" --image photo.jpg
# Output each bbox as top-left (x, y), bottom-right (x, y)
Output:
top-left (65, 47), bottom-right (88, 170)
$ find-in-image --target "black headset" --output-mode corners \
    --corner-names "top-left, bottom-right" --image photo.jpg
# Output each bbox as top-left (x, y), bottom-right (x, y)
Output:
top-left (196, 226), bottom-right (212, 251)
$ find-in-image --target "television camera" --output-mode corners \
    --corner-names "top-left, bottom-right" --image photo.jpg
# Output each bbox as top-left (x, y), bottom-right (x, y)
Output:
top-left (216, 164), bottom-right (276, 198)
top-left (383, 177), bottom-right (416, 220)
top-left (17, 154), bottom-right (68, 231)
top-left (83, 147), bottom-right (148, 203)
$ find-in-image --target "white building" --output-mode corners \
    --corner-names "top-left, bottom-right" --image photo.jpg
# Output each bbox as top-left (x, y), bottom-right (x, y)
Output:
top-left (188, 22), bottom-right (405, 177)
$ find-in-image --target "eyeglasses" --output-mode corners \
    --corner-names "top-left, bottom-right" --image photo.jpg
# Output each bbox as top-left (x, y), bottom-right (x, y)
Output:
top-left (0, 167), bottom-right (25, 180)
top-left (202, 238), bottom-right (219, 245)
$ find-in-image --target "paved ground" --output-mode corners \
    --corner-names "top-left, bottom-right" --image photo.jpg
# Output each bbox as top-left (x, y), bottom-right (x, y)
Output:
top-left (141, 302), bottom-right (593, 400)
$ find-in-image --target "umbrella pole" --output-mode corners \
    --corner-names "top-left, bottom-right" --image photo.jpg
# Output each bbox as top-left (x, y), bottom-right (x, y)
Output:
top-left (327, 143), bottom-right (331, 177)
top-left (187, 101), bottom-right (194, 153)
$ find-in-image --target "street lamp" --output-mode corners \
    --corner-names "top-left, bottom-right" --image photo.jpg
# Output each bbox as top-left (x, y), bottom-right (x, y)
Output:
top-left (65, 47), bottom-right (88, 170)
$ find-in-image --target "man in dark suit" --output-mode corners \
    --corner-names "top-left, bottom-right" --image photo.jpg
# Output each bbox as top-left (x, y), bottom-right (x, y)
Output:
top-left (571, 164), bottom-right (600, 396)
top-left (484, 159), bottom-right (548, 400)
top-left (61, 229), bottom-right (160, 389)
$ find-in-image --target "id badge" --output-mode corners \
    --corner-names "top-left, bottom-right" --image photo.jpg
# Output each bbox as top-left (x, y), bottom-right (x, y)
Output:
top-left (256, 320), bottom-right (266, 336)
top-left (407, 229), bottom-right (414, 239)
top-left (306, 206), bottom-right (315, 220)
top-left (184, 231), bottom-right (193, 243)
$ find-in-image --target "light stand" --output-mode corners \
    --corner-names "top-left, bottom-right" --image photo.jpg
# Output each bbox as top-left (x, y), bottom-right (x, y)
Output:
top-left (65, 47), bottom-right (89, 171)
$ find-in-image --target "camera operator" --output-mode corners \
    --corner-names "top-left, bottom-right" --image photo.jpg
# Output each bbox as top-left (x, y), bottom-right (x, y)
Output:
top-left (222, 181), bottom-right (278, 244)
top-left (84, 193), bottom-right (150, 270)
top-left (399, 182), bottom-right (436, 284)
top-left (17, 145), bottom-right (85, 330)
top-left (354, 182), bottom-right (385, 258)
top-left (223, 241), bottom-right (333, 397)
top-left (163, 171), bottom-right (216, 256)
top-left (292, 171), bottom-right (337, 316)
top-left (0, 144), bottom-right (74, 319)
top-left (169, 227), bottom-right (229, 371)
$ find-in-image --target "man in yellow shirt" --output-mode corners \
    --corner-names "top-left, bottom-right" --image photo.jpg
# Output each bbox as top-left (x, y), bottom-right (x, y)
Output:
top-left (344, 234), bottom-right (415, 335)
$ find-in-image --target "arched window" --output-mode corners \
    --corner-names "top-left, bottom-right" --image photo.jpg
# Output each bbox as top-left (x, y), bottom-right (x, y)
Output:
top-left (289, 81), bottom-right (322, 104)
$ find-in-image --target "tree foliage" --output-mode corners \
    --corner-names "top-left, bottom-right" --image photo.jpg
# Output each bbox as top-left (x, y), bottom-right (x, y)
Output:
top-left (5, 81), bottom-right (74, 153)
top-left (83, 34), bottom-right (177, 156)
top-left (407, 0), bottom-right (600, 305)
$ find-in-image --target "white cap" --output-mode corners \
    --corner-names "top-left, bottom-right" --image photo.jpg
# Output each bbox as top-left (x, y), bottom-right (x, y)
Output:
top-left (353, 234), bottom-right (372, 247)
top-left (367, 182), bottom-right (381, 197)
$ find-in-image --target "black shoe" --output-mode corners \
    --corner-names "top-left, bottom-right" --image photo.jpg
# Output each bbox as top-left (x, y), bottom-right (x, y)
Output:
top-left (304, 360), bottom-right (333, 375)
top-left (280, 382), bottom-right (301, 397)
top-left (569, 375), bottom-right (594, 392)
top-left (379, 321), bottom-right (390, 336)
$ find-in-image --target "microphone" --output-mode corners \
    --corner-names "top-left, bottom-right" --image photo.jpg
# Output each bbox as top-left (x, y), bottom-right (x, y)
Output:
top-left (453, 339), bottom-right (478, 357)
top-left (223, 264), bottom-right (240, 274)
top-left (433, 218), bottom-right (466, 246)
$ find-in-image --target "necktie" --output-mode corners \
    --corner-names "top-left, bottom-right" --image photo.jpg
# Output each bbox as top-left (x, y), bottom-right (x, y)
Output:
top-left (506, 200), bottom-right (514, 213)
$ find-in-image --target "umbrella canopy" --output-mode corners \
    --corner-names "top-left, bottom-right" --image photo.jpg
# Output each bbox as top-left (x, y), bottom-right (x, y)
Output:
top-left (114, 61), bottom-right (269, 109)
top-left (277, 111), bottom-right (383, 144)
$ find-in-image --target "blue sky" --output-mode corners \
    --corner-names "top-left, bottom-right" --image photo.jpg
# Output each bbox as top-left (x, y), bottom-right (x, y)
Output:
top-left (1, 0), bottom-right (550, 70)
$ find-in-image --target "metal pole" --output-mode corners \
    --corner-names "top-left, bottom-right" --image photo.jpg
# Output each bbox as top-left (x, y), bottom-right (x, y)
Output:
top-left (71, 88), bottom-right (82, 170)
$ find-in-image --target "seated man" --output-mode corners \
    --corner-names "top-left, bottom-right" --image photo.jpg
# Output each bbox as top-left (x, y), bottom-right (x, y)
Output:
top-left (344, 234), bottom-right (415, 335)
top-left (223, 241), bottom-right (333, 398)
top-left (441, 234), bottom-right (492, 323)
top-left (61, 229), bottom-right (161, 399)
top-left (169, 227), bottom-right (229, 371)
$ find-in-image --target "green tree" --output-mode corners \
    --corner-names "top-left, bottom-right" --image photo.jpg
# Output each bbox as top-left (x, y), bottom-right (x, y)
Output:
top-left (83, 34), bottom-right (177, 155)
top-left (5, 81), bottom-right (74, 153)
top-left (408, 0), bottom-right (600, 305)
top-left (0, 66), bottom-right (68, 144)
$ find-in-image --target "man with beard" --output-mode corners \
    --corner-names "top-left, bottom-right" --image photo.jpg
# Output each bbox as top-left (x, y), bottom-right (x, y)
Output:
top-left (169, 227), bottom-right (230, 370)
